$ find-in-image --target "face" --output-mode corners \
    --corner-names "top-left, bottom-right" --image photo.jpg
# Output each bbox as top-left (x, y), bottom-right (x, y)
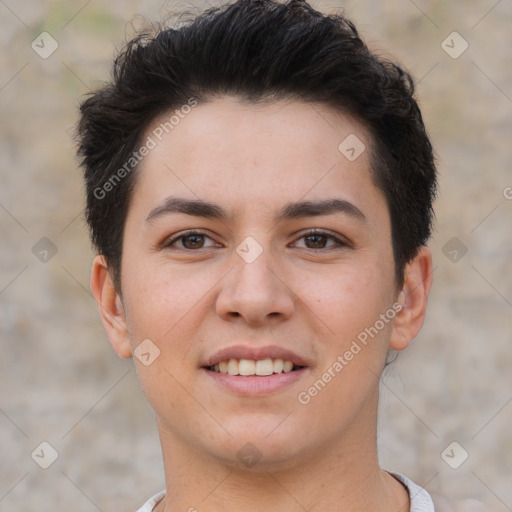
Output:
top-left (94, 97), bottom-right (426, 471)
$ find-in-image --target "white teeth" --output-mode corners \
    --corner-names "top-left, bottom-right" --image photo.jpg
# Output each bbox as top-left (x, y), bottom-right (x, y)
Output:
top-left (227, 359), bottom-right (239, 375)
top-left (210, 358), bottom-right (299, 376)
top-left (273, 358), bottom-right (284, 373)
top-left (219, 361), bottom-right (228, 374)
top-left (255, 358), bottom-right (274, 376)
top-left (238, 359), bottom-right (255, 375)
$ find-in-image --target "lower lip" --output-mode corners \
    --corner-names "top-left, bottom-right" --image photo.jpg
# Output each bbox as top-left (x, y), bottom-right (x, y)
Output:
top-left (202, 367), bottom-right (308, 396)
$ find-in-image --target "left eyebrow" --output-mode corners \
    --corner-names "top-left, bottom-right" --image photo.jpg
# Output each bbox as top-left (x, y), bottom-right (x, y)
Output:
top-left (276, 199), bottom-right (366, 223)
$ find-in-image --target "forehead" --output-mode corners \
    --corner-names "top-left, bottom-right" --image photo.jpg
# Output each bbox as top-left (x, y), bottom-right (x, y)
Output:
top-left (130, 97), bottom-right (385, 223)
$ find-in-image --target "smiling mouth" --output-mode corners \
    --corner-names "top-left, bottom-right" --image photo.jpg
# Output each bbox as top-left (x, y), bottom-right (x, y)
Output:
top-left (207, 358), bottom-right (304, 376)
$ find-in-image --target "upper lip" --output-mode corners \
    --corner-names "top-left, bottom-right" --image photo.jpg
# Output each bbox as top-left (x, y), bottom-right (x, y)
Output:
top-left (203, 345), bottom-right (310, 368)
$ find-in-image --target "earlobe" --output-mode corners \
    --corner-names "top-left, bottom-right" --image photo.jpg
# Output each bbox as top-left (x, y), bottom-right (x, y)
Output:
top-left (389, 246), bottom-right (433, 351)
top-left (90, 255), bottom-right (133, 359)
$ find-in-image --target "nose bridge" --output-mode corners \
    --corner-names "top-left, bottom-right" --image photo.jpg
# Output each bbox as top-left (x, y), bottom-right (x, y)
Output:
top-left (216, 241), bottom-right (295, 323)
top-left (235, 247), bottom-right (276, 290)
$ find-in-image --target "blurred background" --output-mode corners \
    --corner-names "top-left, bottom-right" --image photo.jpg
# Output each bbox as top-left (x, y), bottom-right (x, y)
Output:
top-left (1, 0), bottom-right (511, 510)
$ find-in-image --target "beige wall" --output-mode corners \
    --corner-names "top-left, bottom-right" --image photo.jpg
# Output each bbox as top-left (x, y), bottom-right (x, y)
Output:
top-left (1, 0), bottom-right (511, 510)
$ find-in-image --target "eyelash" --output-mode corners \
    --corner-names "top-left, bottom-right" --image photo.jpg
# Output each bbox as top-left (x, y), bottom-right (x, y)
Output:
top-left (163, 229), bottom-right (218, 250)
top-left (162, 229), bottom-right (349, 251)
top-left (295, 228), bottom-right (349, 250)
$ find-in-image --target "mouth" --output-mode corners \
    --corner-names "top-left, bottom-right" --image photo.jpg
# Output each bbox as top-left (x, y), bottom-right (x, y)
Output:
top-left (206, 358), bottom-right (304, 376)
top-left (201, 345), bottom-right (309, 395)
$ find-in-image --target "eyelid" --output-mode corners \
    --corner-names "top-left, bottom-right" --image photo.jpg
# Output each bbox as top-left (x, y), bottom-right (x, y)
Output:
top-left (160, 228), bottom-right (351, 251)
top-left (161, 229), bottom-right (220, 249)
top-left (290, 228), bottom-right (351, 249)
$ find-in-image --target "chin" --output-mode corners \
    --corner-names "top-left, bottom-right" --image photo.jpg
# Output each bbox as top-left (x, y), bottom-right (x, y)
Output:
top-left (206, 420), bottom-right (312, 471)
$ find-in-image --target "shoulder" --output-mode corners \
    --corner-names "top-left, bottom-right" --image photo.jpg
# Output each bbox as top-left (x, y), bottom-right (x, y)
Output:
top-left (430, 493), bottom-right (456, 512)
top-left (392, 473), bottom-right (490, 512)
top-left (430, 495), bottom-right (493, 512)
top-left (135, 491), bottom-right (165, 512)
top-left (391, 472), bottom-right (436, 512)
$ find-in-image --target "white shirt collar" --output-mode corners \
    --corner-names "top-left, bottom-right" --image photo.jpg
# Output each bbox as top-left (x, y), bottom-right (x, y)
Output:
top-left (136, 473), bottom-right (435, 512)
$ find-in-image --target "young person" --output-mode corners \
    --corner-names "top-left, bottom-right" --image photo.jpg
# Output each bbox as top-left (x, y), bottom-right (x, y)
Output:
top-left (76, 1), bottom-right (439, 510)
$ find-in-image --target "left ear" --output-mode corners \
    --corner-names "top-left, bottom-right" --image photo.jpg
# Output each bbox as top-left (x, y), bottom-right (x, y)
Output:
top-left (389, 246), bottom-right (433, 351)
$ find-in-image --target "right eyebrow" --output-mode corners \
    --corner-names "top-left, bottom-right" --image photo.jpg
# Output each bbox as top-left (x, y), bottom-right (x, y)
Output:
top-left (146, 197), bottom-right (228, 223)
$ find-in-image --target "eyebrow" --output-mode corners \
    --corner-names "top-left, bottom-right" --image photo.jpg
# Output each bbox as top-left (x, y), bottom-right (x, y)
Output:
top-left (146, 197), bottom-right (227, 222)
top-left (277, 198), bottom-right (366, 222)
top-left (145, 197), bottom-right (366, 223)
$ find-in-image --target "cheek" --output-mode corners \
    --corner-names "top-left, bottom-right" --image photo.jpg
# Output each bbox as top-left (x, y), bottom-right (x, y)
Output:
top-left (121, 259), bottom-right (205, 344)
top-left (293, 269), bottom-right (393, 433)
top-left (121, 266), bottom-right (211, 422)
top-left (297, 259), bottom-right (394, 343)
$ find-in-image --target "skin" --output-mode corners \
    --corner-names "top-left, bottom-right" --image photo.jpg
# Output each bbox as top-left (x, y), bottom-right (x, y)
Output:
top-left (91, 97), bottom-right (432, 512)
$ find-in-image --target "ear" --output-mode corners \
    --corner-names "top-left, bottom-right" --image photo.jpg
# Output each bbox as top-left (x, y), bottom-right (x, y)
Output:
top-left (90, 255), bottom-right (133, 359)
top-left (389, 246), bottom-right (433, 351)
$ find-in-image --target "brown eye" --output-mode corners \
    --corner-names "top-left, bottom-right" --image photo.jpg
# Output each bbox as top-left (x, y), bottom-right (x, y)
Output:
top-left (163, 230), bottom-right (219, 250)
top-left (181, 234), bottom-right (205, 249)
top-left (292, 230), bottom-right (348, 250)
top-left (304, 234), bottom-right (329, 249)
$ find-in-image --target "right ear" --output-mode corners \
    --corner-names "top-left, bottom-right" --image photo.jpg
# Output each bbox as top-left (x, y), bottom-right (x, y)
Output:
top-left (90, 255), bottom-right (132, 359)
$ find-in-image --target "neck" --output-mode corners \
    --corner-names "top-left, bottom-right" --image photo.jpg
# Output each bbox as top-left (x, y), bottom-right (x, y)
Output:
top-left (154, 397), bottom-right (409, 512)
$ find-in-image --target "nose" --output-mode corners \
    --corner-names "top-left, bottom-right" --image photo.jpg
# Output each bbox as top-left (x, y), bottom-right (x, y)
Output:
top-left (215, 248), bottom-right (296, 326)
